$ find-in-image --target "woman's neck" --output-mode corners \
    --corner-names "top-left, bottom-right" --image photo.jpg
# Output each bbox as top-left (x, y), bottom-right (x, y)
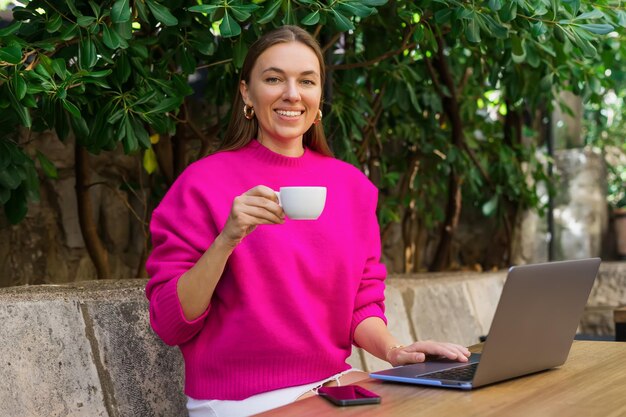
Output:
top-left (257, 134), bottom-right (304, 157)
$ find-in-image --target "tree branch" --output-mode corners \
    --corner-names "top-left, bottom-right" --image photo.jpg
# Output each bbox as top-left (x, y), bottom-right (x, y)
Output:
top-left (75, 144), bottom-right (110, 279)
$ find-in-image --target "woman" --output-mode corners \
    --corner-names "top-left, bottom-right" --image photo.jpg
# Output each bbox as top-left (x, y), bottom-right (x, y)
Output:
top-left (145, 25), bottom-right (470, 417)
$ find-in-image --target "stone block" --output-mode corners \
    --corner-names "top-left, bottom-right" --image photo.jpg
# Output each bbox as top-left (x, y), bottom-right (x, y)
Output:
top-left (408, 279), bottom-right (483, 347)
top-left (361, 285), bottom-right (414, 372)
top-left (579, 308), bottom-right (615, 337)
top-left (0, 280), bottom-right (187, 417)
top-left (553, 148), bottom-right (608, 260)
top-left (84, 297), bottom-right (186, 417)
top-left (465, 273), bottom-right (506, 336)
top-left (346, 348), bottom-right (363, 370)
top-left (0, 299), bottom-right (107, 417)
top-left (588, 262), bottom-right (626, 307)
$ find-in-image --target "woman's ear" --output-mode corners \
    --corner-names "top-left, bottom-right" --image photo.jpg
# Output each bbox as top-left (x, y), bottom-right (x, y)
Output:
top-left (240, 80), bottom-right (250, 105)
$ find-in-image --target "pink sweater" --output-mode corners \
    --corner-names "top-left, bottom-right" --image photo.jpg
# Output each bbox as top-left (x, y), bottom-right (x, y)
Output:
top-left (145, 140), bottom-right (387, 400)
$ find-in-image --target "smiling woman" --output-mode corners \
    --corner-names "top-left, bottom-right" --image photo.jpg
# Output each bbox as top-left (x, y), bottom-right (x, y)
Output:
top-left (220, 25), bottom-right (332, 158)
top-left (144, 25), bottom-right (470, 417)
top-left (239, 41), bottom-right (322, 156)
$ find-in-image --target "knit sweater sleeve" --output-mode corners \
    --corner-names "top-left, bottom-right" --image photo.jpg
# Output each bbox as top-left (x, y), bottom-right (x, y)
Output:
top-left (145, 166), bottom-right (214, 346)
top-left (350, 183), bottom-right (388, 343)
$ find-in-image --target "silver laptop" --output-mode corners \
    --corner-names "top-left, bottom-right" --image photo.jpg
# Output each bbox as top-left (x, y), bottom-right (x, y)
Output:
top-left (370, 258), bottom-right (601, 389)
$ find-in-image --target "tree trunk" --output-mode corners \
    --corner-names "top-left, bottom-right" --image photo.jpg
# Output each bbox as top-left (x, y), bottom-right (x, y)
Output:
top-left (430, 171), bottom-right (462, 271)
top-left (75, 144), bottom-right (110, 279)
top-left (428, 36), bottom-right (465, 271)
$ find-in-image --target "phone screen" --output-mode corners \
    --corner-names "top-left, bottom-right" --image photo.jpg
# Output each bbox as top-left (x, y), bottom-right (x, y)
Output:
top-left (318, 385), bottom-right (381, 406)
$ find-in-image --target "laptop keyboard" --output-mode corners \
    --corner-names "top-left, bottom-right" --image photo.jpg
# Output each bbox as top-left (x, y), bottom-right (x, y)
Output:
top-left (419, 362), bottom-right (478, 382)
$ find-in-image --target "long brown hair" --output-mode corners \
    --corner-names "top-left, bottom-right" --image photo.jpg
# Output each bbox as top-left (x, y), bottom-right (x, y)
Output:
top-left (219, 25), bottom-right (333, 157)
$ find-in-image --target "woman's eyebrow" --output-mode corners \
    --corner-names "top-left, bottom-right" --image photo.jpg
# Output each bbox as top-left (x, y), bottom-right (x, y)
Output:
top-left (261, 67), bottom-right (320, 77)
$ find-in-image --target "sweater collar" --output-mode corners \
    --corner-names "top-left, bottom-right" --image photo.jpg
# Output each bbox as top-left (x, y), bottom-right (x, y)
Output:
top-left (246, 139), bottom-right (312, 167)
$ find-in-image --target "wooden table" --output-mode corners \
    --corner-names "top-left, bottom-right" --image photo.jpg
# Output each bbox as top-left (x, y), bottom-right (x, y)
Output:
top-left (256, 341), bottom-right (626, 417)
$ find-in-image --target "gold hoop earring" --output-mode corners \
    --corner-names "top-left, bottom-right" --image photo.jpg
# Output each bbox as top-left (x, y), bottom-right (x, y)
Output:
top-left (314, 109), bottom-right (323, 124)
top-left (243, 104), bottom-right (255, 120)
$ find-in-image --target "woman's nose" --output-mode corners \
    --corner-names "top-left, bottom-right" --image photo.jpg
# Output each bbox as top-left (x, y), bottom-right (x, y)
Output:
top-left (283, 80), bottom-right (301, 101)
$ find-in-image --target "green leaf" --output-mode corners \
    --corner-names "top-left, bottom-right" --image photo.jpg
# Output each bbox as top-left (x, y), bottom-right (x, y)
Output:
top-left (179, 47), bottom-right (196, 74)
top-left (576, 23), bottom-right (614, 35)
top-left (257, 0), bottom-right (282, 24)
top-left (62, 99), bottom-right (81, 119)
top-left (112, 0), bottom-right (131, 23)
top-left (89, 1), bottom-right (102, 18)
top-left (500, 1), bottom-right (517, 22)
top-left (573, 9), bottom-right (604, 21)
top-left (133, 90), bottom-right (157, 106)
top-left (102, 24), bottom-right (121, 49)
top-left (146, 97), bottom-right (182, 114)
top-left (114, 20), bottom-right (133, 40)
top-left (188, 4), bottom-right (221, 15)
top-left (79, 38), bottom-right (97, 68)
top-left (435, 8), bottom-right (453, 23)
top-left (301, 10), bottom-right (320, 26)
top-left (233, 37), bottom-right (247, 68)
top-left (511, 36), bottom-right (526, 60)
top-left (146, 0), bottom-right (179, 26)
top-left (360, 0), bottom-right (387, 5)
top-left (51, 58), bottom-right (67, 79)
top-left (0, 45), bottom-right (22, 64)
top-left (132, 118), bottom-right (150, 148)
top-left (87, 69), bottom-right (113, 78)
top-left (540, 73), bottom-right (553, 91)
top-left (121, 116), bottom-right (139, 153)
top-left (481, 14), bottom-right (508, 39)
top-left (570, 27), bottom-right (597, 57)
top-left (36, 151), bottom-right (58, 179)
top-left (46, 14), bottom-right (63, 33)
top-left (108, 108), bottom-right (125, 124)
top-left (617, 11), bottom-right (626, 28)
top-left (336, 2), bottom-right (376, 18)
top-left (0, 21), bottom-right (22, 37)
top-left (13, 71), bottom-right (26, 100)
top-left (482, 195), bottom-right (498, 217)
top-left (230, 4), bottom-right (260, 21)
top-left (8, 90), bottom-right (31, 128)
top-left (66, 1), bottom-right (81, 17)
top-left (488, 0), bottom-right (502, 11)
top-left (59, 23), bottom-right (79, 41)
top-left (77, 15), bottom-right (96, 27)
top-left (0, 165), bottom-right (21, 189)
top-left (465, 14), bottom-right (481, 43)
top-left (70, 115), bottom-right (90, 139)
top-left (220, 11), bottom-right (241, 37)
top-left (531, 21), bottom-right (547, 37)
top-left (4, 185), bottom-right (28, 225)
top-left (330, 9), bottom-right (354, 31)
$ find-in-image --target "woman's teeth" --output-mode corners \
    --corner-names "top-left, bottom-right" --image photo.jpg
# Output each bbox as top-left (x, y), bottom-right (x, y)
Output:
top-left (276, 110), bottom-right (301, 117)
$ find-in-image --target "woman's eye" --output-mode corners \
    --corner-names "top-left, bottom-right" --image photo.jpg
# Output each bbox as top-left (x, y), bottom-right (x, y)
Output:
top-left (301, 79), bottom-right (315, 86)
top-left (265, 77), bottom-right (280, 84)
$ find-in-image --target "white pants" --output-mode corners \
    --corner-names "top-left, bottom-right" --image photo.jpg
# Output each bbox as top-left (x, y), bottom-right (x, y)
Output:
top-left (187, 368), bottom-right (362, 417)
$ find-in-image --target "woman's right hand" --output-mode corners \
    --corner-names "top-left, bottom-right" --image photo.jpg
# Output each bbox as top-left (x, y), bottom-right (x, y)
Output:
top-left (219, 185), bottom-right (285, 248)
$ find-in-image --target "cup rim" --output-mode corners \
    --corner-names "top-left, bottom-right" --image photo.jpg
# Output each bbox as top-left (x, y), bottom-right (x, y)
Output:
top-left (279, 186), bottom-right (326, 191)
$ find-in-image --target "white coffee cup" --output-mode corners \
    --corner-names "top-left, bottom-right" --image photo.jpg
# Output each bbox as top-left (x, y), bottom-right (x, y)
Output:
top-left (275, 186), bottom-right (327, 220)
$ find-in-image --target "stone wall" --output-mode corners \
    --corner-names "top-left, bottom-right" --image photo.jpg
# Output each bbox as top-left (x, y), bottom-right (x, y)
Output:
top-left (0, 263), bottom-right (623, 417)
top-left (512, 147), bottom-right (610, 265)
top-left (0, 134), bottom-right (149, 287)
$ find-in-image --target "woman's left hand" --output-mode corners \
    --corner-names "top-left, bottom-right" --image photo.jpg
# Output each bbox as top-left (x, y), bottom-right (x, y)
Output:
top-left (386, 340), bottom-right (471, 367)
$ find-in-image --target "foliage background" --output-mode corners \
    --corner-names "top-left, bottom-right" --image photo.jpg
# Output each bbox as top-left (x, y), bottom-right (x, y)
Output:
top-left (0, 0), bottom-right (624, 281)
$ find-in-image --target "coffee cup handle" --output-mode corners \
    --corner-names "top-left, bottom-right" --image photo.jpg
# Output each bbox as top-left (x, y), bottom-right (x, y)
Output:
top-left (274, 191), bottom-right (281, 206)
